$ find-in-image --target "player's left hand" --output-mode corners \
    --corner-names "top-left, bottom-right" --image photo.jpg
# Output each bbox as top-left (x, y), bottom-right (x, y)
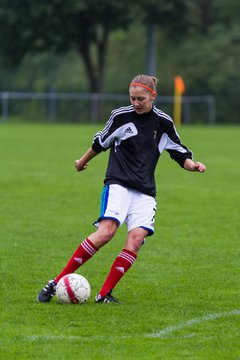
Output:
top-left (193, 161), bottom-right (206, 173)
top-left (184, 159), bottom-right (206, 172)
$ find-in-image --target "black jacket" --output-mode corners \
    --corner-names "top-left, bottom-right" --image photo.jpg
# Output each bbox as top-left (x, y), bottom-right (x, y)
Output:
top-left (92, 105), bottom-right (192, 197)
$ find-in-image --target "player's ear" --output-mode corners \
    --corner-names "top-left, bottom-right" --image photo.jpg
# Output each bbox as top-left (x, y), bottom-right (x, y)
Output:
top-left (151, 92), bottom-right (158, 101)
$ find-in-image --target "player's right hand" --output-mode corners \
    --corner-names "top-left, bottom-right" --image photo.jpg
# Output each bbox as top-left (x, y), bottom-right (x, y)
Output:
top-left (75, 159), bottom-right (88, 171)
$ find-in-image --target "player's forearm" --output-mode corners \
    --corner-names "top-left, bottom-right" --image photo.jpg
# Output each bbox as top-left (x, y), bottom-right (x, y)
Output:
top-left (75, 147), bottom-right (98, 171)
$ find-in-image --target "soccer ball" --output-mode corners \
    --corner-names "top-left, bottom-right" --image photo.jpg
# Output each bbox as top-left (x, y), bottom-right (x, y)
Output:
top-left (56, 274), bottom-right (91, 304)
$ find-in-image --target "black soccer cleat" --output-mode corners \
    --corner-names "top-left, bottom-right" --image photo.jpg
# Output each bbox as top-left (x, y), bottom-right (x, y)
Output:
top-left (95, 290), bottom-right (122, 304)
top-left (37, 279), bottom-right (57, 303)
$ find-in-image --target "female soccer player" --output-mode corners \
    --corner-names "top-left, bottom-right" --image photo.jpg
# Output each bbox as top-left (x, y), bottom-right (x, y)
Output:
top-left (38, 74), bottom-right (206, 303)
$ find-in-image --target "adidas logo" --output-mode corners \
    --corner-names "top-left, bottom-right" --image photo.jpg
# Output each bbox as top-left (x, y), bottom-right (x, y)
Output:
top-left (124, 127), bottom-right (133, 134)
top-left (115, 266), bottom-right (125, 274)
top-left (74, 257), bottom-right (83, 264)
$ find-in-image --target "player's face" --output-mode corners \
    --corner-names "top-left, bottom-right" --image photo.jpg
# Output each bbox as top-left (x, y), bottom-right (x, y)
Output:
top-left (129, 86), bottom-right (156, 114)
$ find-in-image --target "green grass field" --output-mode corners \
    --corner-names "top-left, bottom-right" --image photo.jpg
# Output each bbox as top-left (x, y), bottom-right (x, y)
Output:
top-left (1, 123), bottom-right (240, 360)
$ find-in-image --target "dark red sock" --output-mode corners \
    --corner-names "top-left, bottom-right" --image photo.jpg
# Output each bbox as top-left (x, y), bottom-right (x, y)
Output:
top-left (55, 238), bottom-right (98, 283)
top-left (99, 249), bottom-right (137, 297)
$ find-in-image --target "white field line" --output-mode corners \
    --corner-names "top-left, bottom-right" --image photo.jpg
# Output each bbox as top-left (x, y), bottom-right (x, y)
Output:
top-left (25, 309), bottom-right (240, 342)
top-left (147, 309), bottom-right (240, 338)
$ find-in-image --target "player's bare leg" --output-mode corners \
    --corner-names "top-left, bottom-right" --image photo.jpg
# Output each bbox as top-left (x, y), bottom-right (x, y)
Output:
top-left (88, 219), bottom-right (118, 248)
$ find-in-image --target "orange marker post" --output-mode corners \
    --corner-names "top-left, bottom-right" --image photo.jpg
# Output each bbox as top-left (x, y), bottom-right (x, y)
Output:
top-left (173, 75), bottom-right (185, 126)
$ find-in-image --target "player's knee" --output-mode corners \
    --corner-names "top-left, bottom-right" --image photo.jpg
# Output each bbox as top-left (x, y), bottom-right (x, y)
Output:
top-left (125, 228), bottom-right (148, 252)
top-left (97, 220), bottom-right (118, 245)
top-left (99, 231), bottom-right (114, 244)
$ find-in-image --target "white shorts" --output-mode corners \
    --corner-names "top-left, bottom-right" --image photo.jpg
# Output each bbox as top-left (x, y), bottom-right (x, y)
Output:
top-left (94, 184), bottom-right (157, 236)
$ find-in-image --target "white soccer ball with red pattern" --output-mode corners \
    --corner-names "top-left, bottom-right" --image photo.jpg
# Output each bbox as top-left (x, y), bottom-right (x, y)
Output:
top-left (56, 274), bottom-right (91, 304)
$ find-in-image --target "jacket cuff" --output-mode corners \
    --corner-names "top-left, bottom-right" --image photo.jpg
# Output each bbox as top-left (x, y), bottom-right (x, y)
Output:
top-left (92, 142), bottom-right (103, 153)
top-left (179, 155), bottom-right (192, 168)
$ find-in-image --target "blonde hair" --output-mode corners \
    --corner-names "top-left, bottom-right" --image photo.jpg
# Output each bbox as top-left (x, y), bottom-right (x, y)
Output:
top-left (130, 74), bottom-right (158, 93)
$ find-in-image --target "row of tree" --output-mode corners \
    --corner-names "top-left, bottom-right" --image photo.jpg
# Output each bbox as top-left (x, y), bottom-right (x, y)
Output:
top-left (0, 0), bottom-right (240, 122)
